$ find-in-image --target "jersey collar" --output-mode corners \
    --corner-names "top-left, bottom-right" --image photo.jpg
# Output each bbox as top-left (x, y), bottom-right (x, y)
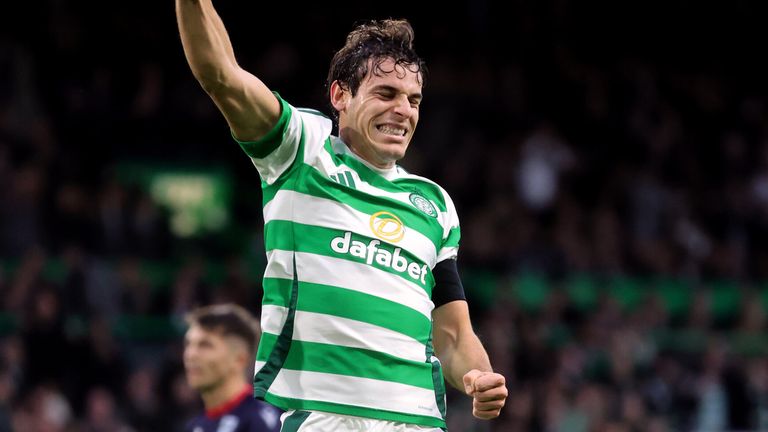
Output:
top-left (331, 136), bottom-right (404, 181)
top-left (205, 385), bottom-right (251, 419)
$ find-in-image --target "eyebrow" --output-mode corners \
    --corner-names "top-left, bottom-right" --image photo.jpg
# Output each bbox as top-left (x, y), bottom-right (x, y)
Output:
top-left (371, 84), bottom-right (422, 101)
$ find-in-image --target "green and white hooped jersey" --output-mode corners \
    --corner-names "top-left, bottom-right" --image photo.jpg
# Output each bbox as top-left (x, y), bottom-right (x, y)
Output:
top-left (239, 94), bottom-right (460, 430)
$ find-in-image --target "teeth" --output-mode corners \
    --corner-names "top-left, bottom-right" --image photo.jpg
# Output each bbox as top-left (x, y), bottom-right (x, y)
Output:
top-left (378, 125), bottom-right (405, 136)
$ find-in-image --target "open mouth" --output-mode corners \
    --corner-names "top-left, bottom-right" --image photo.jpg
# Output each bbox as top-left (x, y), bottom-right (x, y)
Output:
top-left (376, 124), bottom-right (407, 137)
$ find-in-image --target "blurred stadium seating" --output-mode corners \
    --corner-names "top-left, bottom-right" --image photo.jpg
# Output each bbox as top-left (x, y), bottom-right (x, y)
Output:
top-left (3, 1), bottom-right (768, 431)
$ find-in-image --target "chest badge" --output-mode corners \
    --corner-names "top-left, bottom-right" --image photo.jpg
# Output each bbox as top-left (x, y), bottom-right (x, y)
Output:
top-left (409, 193), bottom-right (438, 218)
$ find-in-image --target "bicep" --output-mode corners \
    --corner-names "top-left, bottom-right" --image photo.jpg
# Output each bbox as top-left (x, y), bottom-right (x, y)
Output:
top-left (431, 299), bottom-right (472, 358)
top-left (207, 67), bottom-right (281, 142)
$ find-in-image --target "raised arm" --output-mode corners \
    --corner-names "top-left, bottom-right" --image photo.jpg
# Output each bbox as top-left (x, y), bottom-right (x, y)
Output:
top-left (176, 0), bottom-right (280, 141)
top-left (432, 300), bottom-right (507, 420)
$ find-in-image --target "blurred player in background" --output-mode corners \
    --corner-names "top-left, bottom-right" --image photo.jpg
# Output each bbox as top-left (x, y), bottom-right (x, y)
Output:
top-left (184, 304), bottom-right (282, 432)
top-left (176, 1), bottom-right (507, 430)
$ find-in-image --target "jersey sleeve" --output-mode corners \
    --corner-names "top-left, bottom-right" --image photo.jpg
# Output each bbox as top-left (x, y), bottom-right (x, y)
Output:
top-left (232, 93), bottom-right (332, 185)
top-left (436, 188), bottom-right (461, 263)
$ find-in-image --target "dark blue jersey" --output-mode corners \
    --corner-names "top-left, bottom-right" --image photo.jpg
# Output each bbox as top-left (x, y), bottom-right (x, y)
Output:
top-left (186, 387), bottom-right (282, 432)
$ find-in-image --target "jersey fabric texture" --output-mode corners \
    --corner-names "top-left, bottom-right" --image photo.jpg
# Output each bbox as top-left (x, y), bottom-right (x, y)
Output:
top-left (186, 386), bottom-right (282, 432)
top-left (237, 94), bottom-right (461, 430)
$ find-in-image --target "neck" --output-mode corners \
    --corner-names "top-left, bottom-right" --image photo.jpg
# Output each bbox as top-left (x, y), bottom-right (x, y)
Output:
top-left (339, 127), bottom-right (395, 169)
top-left (349, 145), bottom-right (394, 169)
top-left (200, 376), bottom-right (248, 412)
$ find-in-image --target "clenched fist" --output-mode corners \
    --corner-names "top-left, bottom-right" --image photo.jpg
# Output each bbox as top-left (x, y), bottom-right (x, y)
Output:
top-left (462, 369), bottom-right (508, 419)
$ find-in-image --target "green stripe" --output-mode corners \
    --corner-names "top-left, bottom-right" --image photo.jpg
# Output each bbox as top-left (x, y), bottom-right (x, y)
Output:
top-left (321, 141), bottom-right (447, 212)
top-left (264, 220), bottom-right (434, 292)
top-left (344, 171), bottom-right (356, 189)
top-left (261, 174), bottom-right (284, 206)
top-left (391, 178), bottom-right (448, 212)
top-left (281, 410), bottom-right (311, 432)
top-left (253, 259), bottom-right (299, 398)
top-left (431, 361), bottom-right (447, 418)
top-left (260, 100), bottom-right (308, 206)
top-left (234, 93), bottom-right (292, 159)
top-left (256, 337), bottom-right (433, 389)
top-left (323, 138), bottom-right (338, 166)
top-left (262, 277), bottom-right (431, 343)
top-left (443, 226), bottom-right (461, 248)
top-left (263, 394), bottom-right (447, 429)
top-left (256, 332), bottom-right (279, 360)
top-left (261, 150), bottom-right (445, 246)
top-left (425, 332), bottom-right (447, 420)
top-left (262, 277), bottom-right (292, 307)
top-left (296, 340), bottom-right (432, 389)
top-left (287, 166), bottom-right (444, 247)
top-left (332, 152), bottom-right (446, 211)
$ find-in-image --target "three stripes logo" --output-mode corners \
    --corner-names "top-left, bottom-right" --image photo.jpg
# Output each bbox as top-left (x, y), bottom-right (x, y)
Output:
top-left (331, 171), bottom-right (356, 188)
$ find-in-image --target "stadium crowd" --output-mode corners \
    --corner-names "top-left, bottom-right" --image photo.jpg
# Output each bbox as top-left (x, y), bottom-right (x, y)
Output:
top-left (2, 1), bottom-right (768, 431)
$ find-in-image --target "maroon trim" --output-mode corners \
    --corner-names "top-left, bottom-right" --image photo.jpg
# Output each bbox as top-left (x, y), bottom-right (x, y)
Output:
top-left (205, 385), bottom-right (252, 419)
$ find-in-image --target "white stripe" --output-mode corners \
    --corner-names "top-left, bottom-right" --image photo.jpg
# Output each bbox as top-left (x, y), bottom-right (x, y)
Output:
top-left (264, 250), bottom-right (293, 279)
top-left (290, 411), bottom-right (444, 432)
top-left (263, 190), bottom-right (437, 267)
top-left (268, 368), bottom-right (443, 419)
top-left (293, 311), bottom-right (426, 362)
top-left (249, 105), bottom-right (303, 185)
top-left (313, 142), bottom-right (446, 221)
top-left (260, 306), bottom-right (426, 363)
top-left (436, 246), bottom-right (459, 263)
top-left (265, 250), bottom-right (433, 318)
top-left (300, 110), bottom-right (334, 165)
top-left (314, 147), bottom-right (417, 203)
top-left (254, 360), bottom-right (266, 375)
top-left (261, 304), bottom-right (289, 336)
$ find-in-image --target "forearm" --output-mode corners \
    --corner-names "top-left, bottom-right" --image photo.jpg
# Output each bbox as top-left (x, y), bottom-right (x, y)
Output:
top-left (440, 329), bottom-right (493, 391)
top-left (175, 0), bottom-right (279, 140)
top-left (176, 0), bottom-right (238, 91)
top-left (433, 301), bottom-right (507, 419)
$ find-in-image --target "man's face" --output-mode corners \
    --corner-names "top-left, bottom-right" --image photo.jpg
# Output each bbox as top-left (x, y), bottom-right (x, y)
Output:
top-left (334, 58), bottom-right (423, 169)
top-left (183, 325), bottom-right (242, 392)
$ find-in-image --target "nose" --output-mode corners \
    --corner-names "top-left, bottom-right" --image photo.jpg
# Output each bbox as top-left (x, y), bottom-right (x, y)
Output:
top-left (183, 346), bottom-right (196, 362)
top-left (392, 95), bottom-right (415, 118)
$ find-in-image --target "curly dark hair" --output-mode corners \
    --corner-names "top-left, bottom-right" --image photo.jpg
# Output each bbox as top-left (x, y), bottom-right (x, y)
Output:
top-left (326, 19), bottom-right (426, 113)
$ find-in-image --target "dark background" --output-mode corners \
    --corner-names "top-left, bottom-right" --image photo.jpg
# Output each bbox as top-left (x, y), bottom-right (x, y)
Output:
top-left (2, 1), bottom-right (768, 431)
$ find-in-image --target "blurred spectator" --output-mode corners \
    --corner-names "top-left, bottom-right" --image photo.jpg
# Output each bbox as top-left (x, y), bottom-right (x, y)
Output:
top-left (0, 164), bottom-right (46, 258)
top-left (516, 124), bottom-right (577, 213)
top-left (65, 317), bottom-right (129, 416)
top-left (76, 387), bottom-right (133, 432)
top-left (21, 284), bottom-right (68, 389)
top-left (0, 361), bottom-right (14, 432)
top-left (2, 1), bottom-right (768, 430)
top-left (124, 366), bottom-right (165, 432)
top-left (12, 385), bottom-right (72, 432)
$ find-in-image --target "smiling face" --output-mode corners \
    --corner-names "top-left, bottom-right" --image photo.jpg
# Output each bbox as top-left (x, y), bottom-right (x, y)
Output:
top-left (183, 325), bottom-right (244, 393)
top-left (331, 58), bottom-right (423, 169)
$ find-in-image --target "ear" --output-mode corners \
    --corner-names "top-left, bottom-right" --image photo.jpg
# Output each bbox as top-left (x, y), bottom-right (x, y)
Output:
top-left (330, 80), bottom-right (349, 113)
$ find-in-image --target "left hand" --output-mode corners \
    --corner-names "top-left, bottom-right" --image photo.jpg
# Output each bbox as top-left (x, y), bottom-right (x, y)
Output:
top-left (462, 369), bottom-right (508, 419)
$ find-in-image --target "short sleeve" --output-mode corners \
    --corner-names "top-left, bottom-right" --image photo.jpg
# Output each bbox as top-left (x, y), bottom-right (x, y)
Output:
top-left (436, 189), bottom-right (460, 263)
top-left (231, 93), bottom-right (332, 185)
